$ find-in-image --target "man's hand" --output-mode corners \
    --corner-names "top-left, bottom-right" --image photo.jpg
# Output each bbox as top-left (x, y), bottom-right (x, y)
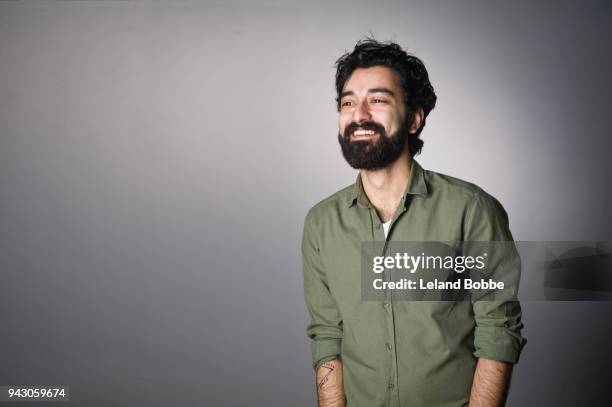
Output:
top-left (316, 358), bottom-right (346, 407)
top-left (469, 358), bottom-right (513, 407)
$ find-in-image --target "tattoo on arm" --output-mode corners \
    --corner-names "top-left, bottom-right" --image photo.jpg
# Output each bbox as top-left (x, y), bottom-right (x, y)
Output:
top-left (317, 362), bottom-right (335, 389)
top-left (316, 359), bottom-right (346, 407)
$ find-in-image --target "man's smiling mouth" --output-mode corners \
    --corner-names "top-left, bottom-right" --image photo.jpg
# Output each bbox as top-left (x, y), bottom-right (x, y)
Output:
top-left (351, 129), bottom-right (379, 140)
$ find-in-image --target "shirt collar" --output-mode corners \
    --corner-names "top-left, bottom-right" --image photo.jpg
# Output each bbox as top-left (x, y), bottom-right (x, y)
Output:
top-left (347, 159), bottom-right (428, 208)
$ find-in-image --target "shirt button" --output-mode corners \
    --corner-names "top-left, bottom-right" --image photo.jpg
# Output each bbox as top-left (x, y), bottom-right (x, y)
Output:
top-left (388, 383), bottom-right (394, 389)
top-left (385, 342), bottom-right (392, 350)
top-left (383, 302), bottom-right (390, 308)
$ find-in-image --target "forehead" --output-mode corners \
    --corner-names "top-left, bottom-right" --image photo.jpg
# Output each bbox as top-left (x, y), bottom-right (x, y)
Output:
top-left (342, 66), bottom-right (402, 94)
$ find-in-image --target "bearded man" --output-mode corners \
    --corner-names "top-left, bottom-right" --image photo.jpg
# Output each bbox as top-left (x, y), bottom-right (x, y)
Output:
top-left (301, 39), bottom-right (525, 407)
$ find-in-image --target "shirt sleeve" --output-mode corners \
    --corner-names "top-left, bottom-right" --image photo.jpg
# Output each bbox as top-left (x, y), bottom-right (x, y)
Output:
top-left (302, 211), bottom-right (343, 370)
top-left (464, 194), bottom-right (527, 364)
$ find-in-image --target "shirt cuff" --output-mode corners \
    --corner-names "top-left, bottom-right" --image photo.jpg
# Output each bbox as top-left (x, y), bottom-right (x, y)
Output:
top-left (473, 325), bottom-right (526, 364)
top-left (311, 338), bottom-right (342, 370)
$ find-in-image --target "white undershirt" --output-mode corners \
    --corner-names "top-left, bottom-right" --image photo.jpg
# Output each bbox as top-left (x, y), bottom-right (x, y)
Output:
top-left (382, 220), bottom-right (392, 238)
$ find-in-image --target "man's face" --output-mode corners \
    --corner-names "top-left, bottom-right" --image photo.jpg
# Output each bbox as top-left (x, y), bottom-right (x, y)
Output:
top-left (337, 66), bottom-right (413, 170)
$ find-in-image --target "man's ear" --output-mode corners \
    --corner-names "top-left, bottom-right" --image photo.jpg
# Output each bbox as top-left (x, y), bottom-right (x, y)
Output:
top-left (409, 107), bottom-right (425, 134)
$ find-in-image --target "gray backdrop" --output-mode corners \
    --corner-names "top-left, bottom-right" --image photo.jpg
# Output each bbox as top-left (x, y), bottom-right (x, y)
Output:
top-left (1, 0), bottom-right (611, 406)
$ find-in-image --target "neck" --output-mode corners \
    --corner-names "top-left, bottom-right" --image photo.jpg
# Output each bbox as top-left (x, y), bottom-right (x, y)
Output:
top-left (360, 151), bottom-right (412, 223)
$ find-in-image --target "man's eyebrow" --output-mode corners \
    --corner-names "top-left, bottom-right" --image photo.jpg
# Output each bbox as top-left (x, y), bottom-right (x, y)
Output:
top-left (367, 87), bottom-right (395, 96)
top-left (339, 88), bottom-right (396, 98)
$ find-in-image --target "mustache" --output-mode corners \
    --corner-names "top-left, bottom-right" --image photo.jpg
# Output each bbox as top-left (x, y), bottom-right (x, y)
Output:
top-left (343, 121), bottom-right (386, 139)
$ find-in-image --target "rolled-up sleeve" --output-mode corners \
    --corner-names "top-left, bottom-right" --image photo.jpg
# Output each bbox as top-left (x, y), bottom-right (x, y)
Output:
top-left (302, 211), bottom-right (343, 370)
top-left (465, 194), bottom-right (527, 364)
top-left (473, 300), bottom-right (525, 363)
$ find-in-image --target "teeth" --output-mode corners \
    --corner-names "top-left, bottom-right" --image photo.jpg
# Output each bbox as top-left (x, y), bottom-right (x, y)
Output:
top-left (354, 129), bottom-right (376, 136)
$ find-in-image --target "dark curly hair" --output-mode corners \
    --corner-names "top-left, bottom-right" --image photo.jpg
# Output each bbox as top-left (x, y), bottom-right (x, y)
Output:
top-left (335, 39), bottom-right (437, 157)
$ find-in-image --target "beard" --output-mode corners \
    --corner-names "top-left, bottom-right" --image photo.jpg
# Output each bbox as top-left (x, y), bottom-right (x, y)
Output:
top-left (338, 120), bottom-right (410, 170)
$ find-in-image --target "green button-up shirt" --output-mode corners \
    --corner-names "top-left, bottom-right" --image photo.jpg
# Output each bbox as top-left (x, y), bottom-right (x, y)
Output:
top-left (301, 160), bottom-right (525, 407)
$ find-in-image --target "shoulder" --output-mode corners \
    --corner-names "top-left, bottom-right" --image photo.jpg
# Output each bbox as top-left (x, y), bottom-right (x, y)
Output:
top-left (303, 183), bottom-right (354, 229)
top-left (424, 168), bottom-right (506, 213)
top-left (423, 167), bottom-right (511, 239)
top-left (424, 168), bottom-right (487, 200)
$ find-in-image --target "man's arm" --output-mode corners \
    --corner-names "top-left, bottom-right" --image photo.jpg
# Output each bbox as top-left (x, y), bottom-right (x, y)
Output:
top-left (316, 358), bottom-right (346, 407)
top-left (464, 195), bottom-right (526, 406)
top-left (469, 358), bottom-right (513, 407)
top-left (302, 212), bottom-right (345, 402)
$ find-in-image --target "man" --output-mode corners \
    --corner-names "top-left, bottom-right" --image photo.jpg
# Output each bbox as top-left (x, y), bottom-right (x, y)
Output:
top-left (301, 39), bottom-right (525, 407)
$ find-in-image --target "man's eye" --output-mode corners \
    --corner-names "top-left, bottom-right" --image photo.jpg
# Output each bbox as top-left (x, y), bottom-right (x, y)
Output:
top-left (341, 101), bottom-right (354, 107)
top-left (371, 98), bottom-right (387, 104)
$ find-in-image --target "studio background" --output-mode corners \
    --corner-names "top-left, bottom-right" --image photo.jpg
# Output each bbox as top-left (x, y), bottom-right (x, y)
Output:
top-left (1, 1), bottom-right (611, 405)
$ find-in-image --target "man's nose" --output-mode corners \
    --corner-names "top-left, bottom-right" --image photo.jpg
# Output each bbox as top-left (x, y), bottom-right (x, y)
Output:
top-left (352, 100), bottom-right (371, 123)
